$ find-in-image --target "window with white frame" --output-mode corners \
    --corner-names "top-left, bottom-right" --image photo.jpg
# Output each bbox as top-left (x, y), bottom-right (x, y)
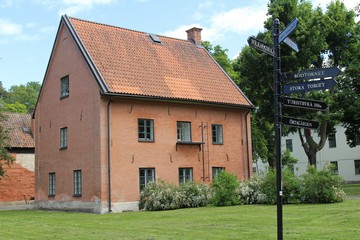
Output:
top-left (179, 168), bottom-right (193, 184)
top-left (177, 122), bottom-right (191, 142)
top-left (212, 124), bottom-right (223, 144)
top-left (60, 127), bottom-right (68, 149)
top-left (60, 75), bottom-right (69, 98)
top-left (286, 139), bottom-right (293, 152)
top-left (48, 172), bottom-right (56, 197)
top-left (138, 119), bottom-right (154, 141)
top-left (212, 167), bottom-right (225, 180)
top-left (73, 170), bottom-right (82, 196)
top-left (330, 161), bottom-right (339, 175)
top-left (328, 133), bottom-right (337, 148)
top-left (139, 168), bottom-right (155, 191)
top-left (355, 160), bottom-right (360, 175)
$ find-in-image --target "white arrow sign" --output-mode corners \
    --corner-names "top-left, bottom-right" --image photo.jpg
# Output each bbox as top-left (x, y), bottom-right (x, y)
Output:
top-left (283, 37), bottom-right (299, 52)
top-left (279, 18), bottom-right (298, 43)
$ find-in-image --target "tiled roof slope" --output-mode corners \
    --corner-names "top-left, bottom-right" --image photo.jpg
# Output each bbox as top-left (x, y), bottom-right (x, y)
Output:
top-left (67, 17), bottom-right (252, 108)
top-left (1, 112), bottom-right (34, 148)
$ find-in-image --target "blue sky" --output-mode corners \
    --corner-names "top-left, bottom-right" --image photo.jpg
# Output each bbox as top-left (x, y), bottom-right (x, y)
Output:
top-left (0, 0), bottom-right (358, 90)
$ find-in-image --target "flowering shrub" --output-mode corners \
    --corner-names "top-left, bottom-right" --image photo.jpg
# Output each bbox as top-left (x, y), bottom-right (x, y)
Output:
top-left (139, 180), bottom-right (209, 211)
top-left (238, 174), bottom-right (267, 204)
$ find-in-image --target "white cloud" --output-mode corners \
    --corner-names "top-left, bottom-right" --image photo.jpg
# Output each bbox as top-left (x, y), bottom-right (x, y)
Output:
top-left (0, 19), bottom-right (22, 36)
top-left (58, 0), bottom-right (116, 15)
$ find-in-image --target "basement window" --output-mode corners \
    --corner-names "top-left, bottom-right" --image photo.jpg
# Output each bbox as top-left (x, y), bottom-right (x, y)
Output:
top-left (149, 33), bottom-right (162, 44)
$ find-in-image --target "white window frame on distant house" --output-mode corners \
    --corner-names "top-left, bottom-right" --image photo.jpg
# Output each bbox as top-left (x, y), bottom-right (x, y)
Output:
top-left (60, 75), bottom-right (69, 99)
top-left (138, 119), bottom-right (154, 142)
top-left (212, 167), bottom-right (225, 180)
top-left (330, 161), bottom-right (339, 175)
top-left (73, 170), bottom-right (82, 197)
top-left (60, 127), bottom-right (68, 149)
top-left (212, 124), bottom-right (223, 144)
top-left (355, 160), bottom-right (360, 175)
top-left (179, 168), bottom-right (193, 184)
top-left (177, 121), bottom-right (191, 142)
top-left (328, 133), bottom-right (337, 148)
top-left (285, 139), bottom-right (293, 152)
top-left (139, 168), bottom-right (155, 191)
top-left (48, 172), bottom-right (56, 197)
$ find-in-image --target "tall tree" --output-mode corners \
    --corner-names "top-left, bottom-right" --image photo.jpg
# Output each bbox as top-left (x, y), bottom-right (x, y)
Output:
top-left (234, 0), bottom-right (356, 166)
top-left (5, 81), bottom-right (41, 113)
top-left (0, 112), bottom-right (14, 176)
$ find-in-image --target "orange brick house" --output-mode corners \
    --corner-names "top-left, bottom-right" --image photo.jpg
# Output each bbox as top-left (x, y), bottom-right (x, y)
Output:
top-left (33, 15), bottom-right (253, 213)
top-left (0, 112), bottom-right (35, 203)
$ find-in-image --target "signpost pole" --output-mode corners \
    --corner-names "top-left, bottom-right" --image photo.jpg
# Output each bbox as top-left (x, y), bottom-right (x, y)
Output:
top-left (273, 18), bottom-right (283, 240)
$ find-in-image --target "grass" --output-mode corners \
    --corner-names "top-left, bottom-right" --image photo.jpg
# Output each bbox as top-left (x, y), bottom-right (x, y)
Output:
top-left (0, 199), bottom-right (359, 240)
top-left (342, 184), bottom-right (360, 197)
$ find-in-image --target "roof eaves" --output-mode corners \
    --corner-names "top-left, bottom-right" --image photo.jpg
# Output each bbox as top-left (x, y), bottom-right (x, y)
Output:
top-left (103, 92), bottom-right (254, 110)
top-left (62, 15), bottom-right (109, 93)
top-left (202, 48), bottom-right (255, 109)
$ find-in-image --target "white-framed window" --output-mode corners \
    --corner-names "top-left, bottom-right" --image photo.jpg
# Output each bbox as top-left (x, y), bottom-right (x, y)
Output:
top-left (355, 160), bottom-right (360, 175)
top-left (330, 161), bottom-right (339, 175)
top-left (286, 139), bottom-right (293, 152)
top-left (179, 168), bottom-right (193, 184)
top-left (177, 121), bottom-right (191, 142)
top-left (212, 167), bottom-right (225, 180)
top-left (212, 124), bottom-right (223, 144)
top-left (328, 133), bottom-right (337, 148)
top-left (138, 119), bottom-right (154, 142)
top-left (60, 127), bottom-right (68, 149)
top-left (60, 75), bottom-right (69, 98)
top-left (139, 168), bottom-right (155, 191)
top-left (48, 172), bottom-right (56, 197)
top-left (73, 170), bottom-right (82, 196)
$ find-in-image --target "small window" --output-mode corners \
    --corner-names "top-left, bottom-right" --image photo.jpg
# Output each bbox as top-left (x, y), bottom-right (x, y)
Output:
top-left (330, 161), bottom-right (339, 175)
top-left (48, 172), bottom-right (56, 197)
top-left (177, 122), bottom-right (191, 142)
top-left (149, 33), bottom-right (162, 44)
top-left (60, 127), bottom-right (68, 149)
top-left (212, 124), bottom-right (223, 144)
top-left (355, 160), bottom-right (360, 175)
top-left (212, 167), bottom-right (225, 180)
top-left (286, 139), bottom-right (293, 152)
top-left (73, 170), bottom-right (82, 197)
top-left (328, 133), bottom-right (336, 148)
top-left (355, 136), bottom-right (360, 146)
top-left (179, 168), bottom-right (193, 184)
top-left (138, 119), bottom-right (154, 142)
top-left (60, 75), bottom-right (69, 98)
top-left (139, 168), bottom-right (155, 191)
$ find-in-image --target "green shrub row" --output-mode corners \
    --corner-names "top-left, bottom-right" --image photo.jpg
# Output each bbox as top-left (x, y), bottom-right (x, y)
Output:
top-left (139, 165), bottom-right (346, 211)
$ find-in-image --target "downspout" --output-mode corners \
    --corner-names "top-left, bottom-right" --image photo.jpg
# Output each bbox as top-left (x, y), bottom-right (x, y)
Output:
top-left (201, 122), bottom-right (205, 181)
top-left (107, 96), bottom-right (113, 213)
top-left (245, 110), bottom-right (251, 179)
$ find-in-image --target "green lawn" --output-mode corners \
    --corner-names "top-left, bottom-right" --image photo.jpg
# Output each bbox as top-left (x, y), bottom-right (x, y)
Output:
top-left (342, 184), bottom-right (360, 197)
top-left (1, 200), bottom-right (359, 240)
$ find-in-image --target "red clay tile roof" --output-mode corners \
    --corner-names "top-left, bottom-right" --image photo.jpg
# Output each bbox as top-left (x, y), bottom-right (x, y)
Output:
top-left (1, 112), bottom-right (34, 148)
top-left (66, 16), bottom-right (252, 107)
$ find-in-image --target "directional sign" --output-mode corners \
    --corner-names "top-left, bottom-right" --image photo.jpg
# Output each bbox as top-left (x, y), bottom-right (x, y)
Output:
top-left (247, 36), bottom-right (275, 57)
top-left (282, 79), bottom-right (337, 95)
top-left (283, 37), bottom-right (299, 52)
top-left (279, 18), bottom-right (298, 43)
top-left (282, 97), bottom-right (328, 111)
top-left (282, 67), bottom-right (341, 82)
top-left (282, 116), bottom-right (319, 129)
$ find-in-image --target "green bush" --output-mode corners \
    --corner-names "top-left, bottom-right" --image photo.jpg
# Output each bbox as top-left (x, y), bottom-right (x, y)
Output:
top-left (211, 171), bottom-right (240, 206)
top-left (300, 165), bottom-right (346, 203)
top-left (139, 180), bottom-right (209, 211)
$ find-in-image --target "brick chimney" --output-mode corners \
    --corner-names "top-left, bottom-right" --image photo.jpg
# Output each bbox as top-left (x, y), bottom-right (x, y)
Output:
top-left (186, 27), bottom-right (202, 45)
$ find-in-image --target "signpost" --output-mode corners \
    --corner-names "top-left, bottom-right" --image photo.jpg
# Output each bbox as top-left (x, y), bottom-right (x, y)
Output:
top-left (279, 18), bottom-right (298, 43)
top-left (282, 116), bottom-right (320, 129)
top-left (247, 36), bottom-right (275, 57)
top-left (283, 37), bottom-right (299, 52)
top-left (282, 67), bottom-right (341, 82)
top-left (282, 78), bottom-right (337, 94)
top-left (282, 97), bottom-right (328, 111)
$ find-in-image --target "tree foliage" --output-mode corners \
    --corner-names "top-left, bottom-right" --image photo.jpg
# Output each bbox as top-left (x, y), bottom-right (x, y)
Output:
top-left (0, 112), bottom-right (14, 176)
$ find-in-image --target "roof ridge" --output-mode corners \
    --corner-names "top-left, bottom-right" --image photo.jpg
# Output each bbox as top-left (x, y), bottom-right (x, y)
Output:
top-left (67, 16), bottom-right (192, 44)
